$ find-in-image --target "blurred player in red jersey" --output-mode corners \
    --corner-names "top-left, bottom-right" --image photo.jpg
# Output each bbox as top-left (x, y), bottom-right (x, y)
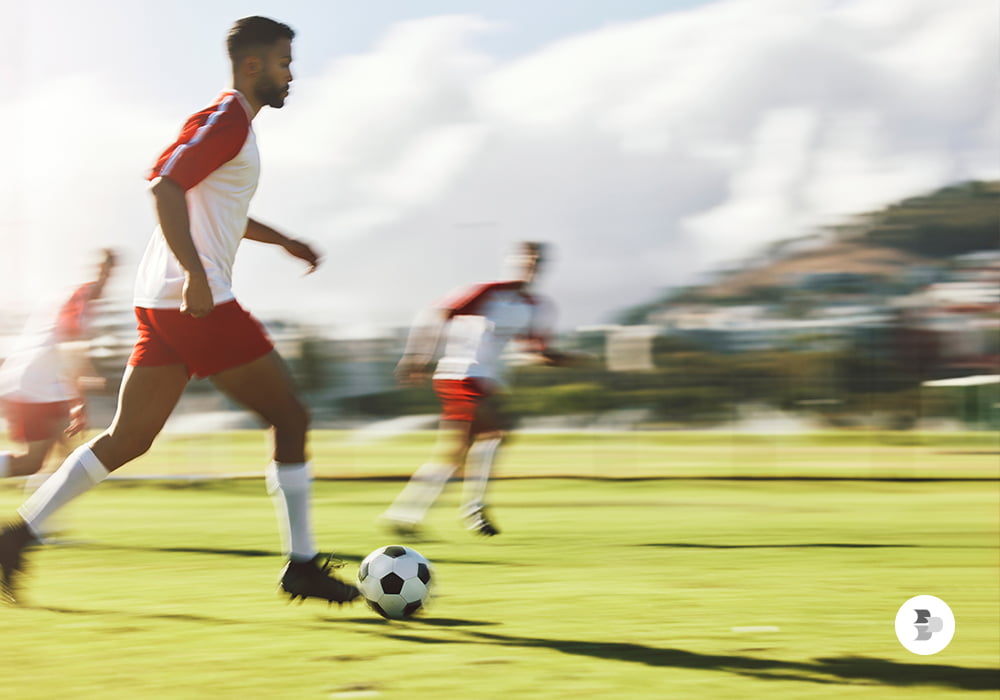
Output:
top-left (0, 249), bottom-right (116, 480)
top-left (382, 241), bottom-right (584, 537)
top-left (0, 17), bottom-right (359, 606)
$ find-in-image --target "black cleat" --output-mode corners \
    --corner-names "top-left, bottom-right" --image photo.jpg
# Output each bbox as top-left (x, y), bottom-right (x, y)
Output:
top-left (0, 519), bottom-right (37, 605)
top-left (467, 508), bottom-right (501, 537)
top-left (279, 553), bottom-right (360, 605)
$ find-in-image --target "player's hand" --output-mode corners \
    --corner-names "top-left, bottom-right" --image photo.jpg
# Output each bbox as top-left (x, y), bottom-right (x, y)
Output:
top-left (65, 402), bottom-right (86, 437)
top-left (284, 238), bottom-right (321, 274)
top-left (181, 274), bottom-right (214, 318)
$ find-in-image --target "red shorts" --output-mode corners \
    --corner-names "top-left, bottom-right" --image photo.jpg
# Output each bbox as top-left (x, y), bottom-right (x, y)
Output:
top-left (128, 300), bottom-right (273, 378)
top-left (433, 378), bottom-right (488, 423)
top-left (2, 399), bottom-right (72, 442)
top-left (433, 378), bottom-right (511, 432)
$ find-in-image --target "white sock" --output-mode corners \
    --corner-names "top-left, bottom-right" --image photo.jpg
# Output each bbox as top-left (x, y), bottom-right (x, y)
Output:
top-left (383, 462), bottom-right (455, 525)
top-left (0, 451), bottom-right (10, 478)
top-left (265, 462), bottom-right (317, 563)
top-left (18, 445), bottom-right (109, 536)
top-left (461, 437), bottom-right (501, 519)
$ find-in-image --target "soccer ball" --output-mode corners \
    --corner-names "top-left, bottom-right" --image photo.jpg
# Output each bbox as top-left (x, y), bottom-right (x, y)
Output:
top-left (358, 545), bottom-right (433, 619)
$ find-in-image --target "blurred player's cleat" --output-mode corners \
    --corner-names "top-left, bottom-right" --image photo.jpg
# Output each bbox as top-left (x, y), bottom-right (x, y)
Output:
top-left (466, 508), bottom-right (500, 537)
top-left (279, 553), bottom-right (360, 605)
top-left (0, 519), bottom-right (37, 605)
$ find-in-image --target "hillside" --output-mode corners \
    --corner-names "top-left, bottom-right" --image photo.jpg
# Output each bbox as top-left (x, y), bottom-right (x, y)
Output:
top-left (622, 180), bottom-right (998, 315)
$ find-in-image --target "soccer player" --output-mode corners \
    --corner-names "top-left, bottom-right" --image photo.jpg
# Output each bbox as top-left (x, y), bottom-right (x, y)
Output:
top-left (0, 249), bottom-right (117, 481)
top-left (0, 17), bottom-right (359, 606)
top-left (381, 241), bottom-right (580, 537)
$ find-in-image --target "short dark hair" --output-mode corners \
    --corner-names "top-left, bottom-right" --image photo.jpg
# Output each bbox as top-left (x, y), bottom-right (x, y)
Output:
top-left (227, 16), bottom-right (295, 62)
top-left (518, 241), bottom-right (547, 259)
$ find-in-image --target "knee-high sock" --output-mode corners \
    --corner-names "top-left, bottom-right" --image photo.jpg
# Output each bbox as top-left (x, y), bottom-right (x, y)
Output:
top-left (383, 462), bottom-right (455, 525)
top-left (265, 462), bottom-right (317, 563)
top-left (18, 445), bottom-right (109, 536)
top-left (460, 437), bottom-right (501, 519)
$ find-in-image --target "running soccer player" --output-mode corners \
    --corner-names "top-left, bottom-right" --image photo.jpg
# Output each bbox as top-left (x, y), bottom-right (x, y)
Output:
top-left (0, 249), bottom-right (116, 481)
top-left (0, 17), bottom-right (359, 606)
top-left (381, 241), bottom-right (581, 537)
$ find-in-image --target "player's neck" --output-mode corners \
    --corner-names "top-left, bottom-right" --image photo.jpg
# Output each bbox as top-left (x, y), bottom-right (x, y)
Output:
top-left (230, 82), bottom-right (263, 119)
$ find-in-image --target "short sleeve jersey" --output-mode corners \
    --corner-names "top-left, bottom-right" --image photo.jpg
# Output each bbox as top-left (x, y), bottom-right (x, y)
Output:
top-left (433, 281), bottom-right (555, 384)
top-left (133, 90), bottom-right (259, 309)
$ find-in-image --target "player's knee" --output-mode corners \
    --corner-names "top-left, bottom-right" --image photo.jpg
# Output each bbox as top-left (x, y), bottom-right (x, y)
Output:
top-left (101, 431), bottom-right (156, 464)
top-left (272, 397), bottom-right (310, 436)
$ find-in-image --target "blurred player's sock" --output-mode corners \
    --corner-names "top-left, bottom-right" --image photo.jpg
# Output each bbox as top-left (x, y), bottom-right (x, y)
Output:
top-left (382, 462), bottom-right (455, 528)
top-left (265, 461), bottom-right (317, 563)
top-left (17, 445), bottom-right (108, 537)
top-left (460, 436), bottom-right (500, 522)
top-left (0, 452), bottom-right (10, 478)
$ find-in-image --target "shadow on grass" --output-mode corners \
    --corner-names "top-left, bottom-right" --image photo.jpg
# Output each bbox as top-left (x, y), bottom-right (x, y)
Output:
top-left (419, 630), bottom-right (997, 691)
top-left (67, 542), bottom-right (504, 567)
top-left (340, 616), bottom-right (497, 628)
top-left (30, 605), bottom-right (247, 626)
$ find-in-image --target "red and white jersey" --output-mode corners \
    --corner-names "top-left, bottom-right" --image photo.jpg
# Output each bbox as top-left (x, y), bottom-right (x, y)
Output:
top-left (134, 90), bottom-right (259, 309)
top-left (433, 281), bottom-right (555, 384)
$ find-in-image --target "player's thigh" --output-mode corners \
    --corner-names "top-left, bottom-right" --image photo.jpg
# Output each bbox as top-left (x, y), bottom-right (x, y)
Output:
top-left (210, 350), bottom-right (305, 429)
top-left (101, 364), bottom-right (189, 449)
top-left (431, 419), bottom-right (474, 464)
top-left (471, 393), bottom-right (513, 435)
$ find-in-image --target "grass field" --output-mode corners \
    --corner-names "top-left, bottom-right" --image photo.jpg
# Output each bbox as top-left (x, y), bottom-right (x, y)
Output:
top-left (0, 430), bottom-right (997, 699)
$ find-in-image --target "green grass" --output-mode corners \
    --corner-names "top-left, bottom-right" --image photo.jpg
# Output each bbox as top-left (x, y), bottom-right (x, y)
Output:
top-left (47, 428), bottom-right (999, 480)
top-left (0, 432), bottom-right (997, 699)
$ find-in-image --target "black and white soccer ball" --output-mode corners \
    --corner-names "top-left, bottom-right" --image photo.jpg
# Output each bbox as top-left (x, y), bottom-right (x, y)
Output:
top-left (358, 545), bottom-right (433, 619)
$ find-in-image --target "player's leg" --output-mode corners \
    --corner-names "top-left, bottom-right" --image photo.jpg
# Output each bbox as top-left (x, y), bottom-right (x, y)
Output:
top-left (1, 363), bottom-right (188, 602)
top-left (0, 400), bottom-right (68, 478)
top-left (0, 438), bottom-right (59, 478)
top-left (460, 390), bottom-right (510, 536)
top-left (211, 350), bottom-right (311, 556)
top-left (381, 419), bottom-right (474, 533)
top-left (210, 350), bottom-right (358, 604)
top-left (20, 363), bottom-right (188, 530)
top-left (460, 430), bottom-right (504, 536)
top-left (381, 377), bottom-right (482, 533)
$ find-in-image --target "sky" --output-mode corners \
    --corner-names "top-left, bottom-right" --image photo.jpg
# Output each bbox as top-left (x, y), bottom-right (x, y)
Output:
top-left (1, 0), bottom-right (997, 336)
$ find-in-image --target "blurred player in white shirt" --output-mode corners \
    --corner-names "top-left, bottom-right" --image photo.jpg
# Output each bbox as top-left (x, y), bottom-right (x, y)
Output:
top-left (0, 249), bottom-right (116, 481)
top-left (383, 241), bottom-right (582, 537)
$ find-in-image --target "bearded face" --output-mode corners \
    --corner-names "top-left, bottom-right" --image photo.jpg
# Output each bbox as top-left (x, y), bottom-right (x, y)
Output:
top-left (253, 37), bottom-right (292, 109)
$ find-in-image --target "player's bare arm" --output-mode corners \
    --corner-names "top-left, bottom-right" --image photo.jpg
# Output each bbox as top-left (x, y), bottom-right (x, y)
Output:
top-left (150, 176), bottom-right (213, 318)
top-left (244, 218), bottom-right (321, 273)
top-left (395, 308), bottom-right (449, 386)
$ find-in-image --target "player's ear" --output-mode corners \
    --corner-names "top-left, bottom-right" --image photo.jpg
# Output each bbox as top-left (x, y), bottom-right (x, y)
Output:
top-left (240, 54), bottom-right (262, 77)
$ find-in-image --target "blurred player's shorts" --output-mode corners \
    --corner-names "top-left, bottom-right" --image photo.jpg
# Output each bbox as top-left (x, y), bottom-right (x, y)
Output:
top-left (1, 399), bottom-right (72, 442)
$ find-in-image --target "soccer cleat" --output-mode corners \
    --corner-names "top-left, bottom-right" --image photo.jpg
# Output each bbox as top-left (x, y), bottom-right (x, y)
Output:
top-left (0, 519), bottom-right (37, 605)
top-left (279, 553), bottom-right (360, 605)
top-left (466, 508), bottom-right (501, 537)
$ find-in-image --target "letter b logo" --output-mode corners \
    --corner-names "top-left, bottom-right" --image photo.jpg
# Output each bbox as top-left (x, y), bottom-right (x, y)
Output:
top-left (896, 596), bottom-right (955, 655)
